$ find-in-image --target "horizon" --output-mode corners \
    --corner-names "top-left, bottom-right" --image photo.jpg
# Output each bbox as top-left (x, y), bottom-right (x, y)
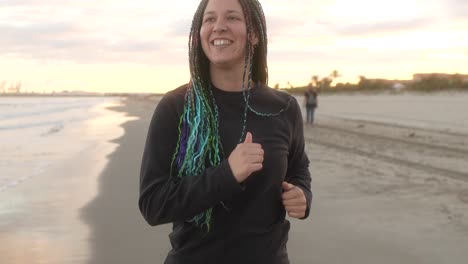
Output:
top-left (2, 71), bottom-right (467, 95)
top-left (1, 0), bottom-right (467, 94)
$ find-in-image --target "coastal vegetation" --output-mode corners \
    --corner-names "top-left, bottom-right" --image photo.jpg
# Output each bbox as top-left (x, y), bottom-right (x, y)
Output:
top-left (280, 71), bottom-right (468, 94)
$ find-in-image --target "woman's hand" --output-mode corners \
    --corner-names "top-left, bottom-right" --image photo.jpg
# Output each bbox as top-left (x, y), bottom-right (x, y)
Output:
top-left (228, 132), bottom-right (264, 183)
top-left (282, 182), bottom-right (307, 219)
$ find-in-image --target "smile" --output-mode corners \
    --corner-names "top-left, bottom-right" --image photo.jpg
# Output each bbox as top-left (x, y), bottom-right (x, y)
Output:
top-left (212, 39), bottom-right (233, 46)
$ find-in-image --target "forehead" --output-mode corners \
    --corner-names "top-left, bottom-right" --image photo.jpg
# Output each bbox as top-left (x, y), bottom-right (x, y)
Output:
top-left (204, 0), bottom-right (244, 15)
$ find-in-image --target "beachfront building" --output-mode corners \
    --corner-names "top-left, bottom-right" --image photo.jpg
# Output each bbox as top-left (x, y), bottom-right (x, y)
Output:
top-left (413, 73), bottom-right (468, 83)
top-left (7, 83), bottom-right (21, 94)
top-left (363, 78), bottom-right (411, 91)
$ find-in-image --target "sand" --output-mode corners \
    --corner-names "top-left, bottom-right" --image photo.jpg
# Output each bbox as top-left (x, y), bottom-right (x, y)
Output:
top-left (1, 94), bottom-right (467, 263)
top-left (289, 116), bottom-right (468, 263)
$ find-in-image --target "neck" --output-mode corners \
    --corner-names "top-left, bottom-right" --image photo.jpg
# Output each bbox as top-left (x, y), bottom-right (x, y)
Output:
top-left (210, 64), bottom-right (253, 92)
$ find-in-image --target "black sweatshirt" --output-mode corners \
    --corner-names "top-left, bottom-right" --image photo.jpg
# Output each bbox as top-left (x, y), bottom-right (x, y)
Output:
top-left (139, 83), bottom-right (312, 264)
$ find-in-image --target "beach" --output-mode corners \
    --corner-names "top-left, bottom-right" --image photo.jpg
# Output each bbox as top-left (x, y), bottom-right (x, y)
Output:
top-left (1, 93), bottom-right (468, 263)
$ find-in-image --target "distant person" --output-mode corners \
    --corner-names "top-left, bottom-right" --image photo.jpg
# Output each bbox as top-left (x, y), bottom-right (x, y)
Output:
top-left (304, 84), bottom-right (318, 124)
top-left (138, 0), bottom-right (312, 263)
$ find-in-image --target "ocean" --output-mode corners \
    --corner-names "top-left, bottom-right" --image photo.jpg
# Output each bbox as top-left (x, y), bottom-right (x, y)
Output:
top-left (0, 96), bottom-right (129, 193)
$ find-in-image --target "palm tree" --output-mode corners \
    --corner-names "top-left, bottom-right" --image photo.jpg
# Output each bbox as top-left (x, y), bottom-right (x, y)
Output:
top-left (329, 70), bottom-right (341, 79)
top-left (321, 78), bottom-right (332, 90)
top-left (358, 75), bottom-right (367, 89)
top-left (358, 75), bottom-right (366, 84)
top-left (311, 75), bottom-right (319, 87)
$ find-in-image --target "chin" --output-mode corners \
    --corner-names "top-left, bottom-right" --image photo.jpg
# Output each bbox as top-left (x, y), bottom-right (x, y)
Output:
top-left (210, 59), bottom-right (234, 67)
top-left (210, 57), bottom-right (244, 68)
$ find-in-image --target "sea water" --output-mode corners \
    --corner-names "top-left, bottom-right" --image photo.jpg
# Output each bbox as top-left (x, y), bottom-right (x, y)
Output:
top-left (0, 96), bottom-right (126, 192)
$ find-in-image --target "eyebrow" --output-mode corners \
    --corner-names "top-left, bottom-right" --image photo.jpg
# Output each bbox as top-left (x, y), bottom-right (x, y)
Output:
top-left (203, 10), bottom-right (242, 16)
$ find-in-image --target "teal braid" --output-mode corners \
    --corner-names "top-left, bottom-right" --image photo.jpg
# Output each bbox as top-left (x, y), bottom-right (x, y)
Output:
top-left (170, 79), bottom-right (223, 231)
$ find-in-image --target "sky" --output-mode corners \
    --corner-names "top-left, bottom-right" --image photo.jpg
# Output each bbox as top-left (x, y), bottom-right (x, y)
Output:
top-left (1, 0), bottom-right (467, 94)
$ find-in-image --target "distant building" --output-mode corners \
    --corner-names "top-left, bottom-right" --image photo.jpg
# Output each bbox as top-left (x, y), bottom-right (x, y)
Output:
top-left (365, 78), bottom-right (410, 90)
top-left (7, 83), bottom-right (21, 94)
top-left (392, 82), bottom-right (406, 91)
top-left (413, 73), bottom-right (468, 82)
top-left (3, 82), bottom-right (22, 94)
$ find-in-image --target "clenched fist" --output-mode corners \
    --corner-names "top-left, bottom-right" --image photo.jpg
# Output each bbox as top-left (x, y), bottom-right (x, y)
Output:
top-left (282, 181), bottom-right (307, 219)
top-left (228, 132), bottom-right (264, 183)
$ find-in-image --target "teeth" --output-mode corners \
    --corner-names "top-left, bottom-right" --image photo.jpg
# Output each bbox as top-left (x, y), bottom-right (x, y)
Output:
top-left (213, 39), bottom-right (231, 46)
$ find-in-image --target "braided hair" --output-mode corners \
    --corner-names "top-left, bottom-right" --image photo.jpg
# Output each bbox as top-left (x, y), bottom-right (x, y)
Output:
top-left (170, 0), bottom-right (288, 231)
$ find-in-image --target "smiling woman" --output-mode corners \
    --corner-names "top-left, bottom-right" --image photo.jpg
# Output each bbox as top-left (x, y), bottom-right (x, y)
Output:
top-left (138, 0), bottom-right (312, 263)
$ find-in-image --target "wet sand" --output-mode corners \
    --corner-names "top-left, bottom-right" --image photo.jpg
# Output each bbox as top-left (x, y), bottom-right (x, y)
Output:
top-left (80, 97), bottom-right (172, 264)
top-left (2, 94), bottom-right (468, 263)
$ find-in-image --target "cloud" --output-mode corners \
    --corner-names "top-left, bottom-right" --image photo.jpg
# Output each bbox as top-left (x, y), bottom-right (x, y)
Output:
top-left (0, 0), bottom-right (33, 6)
top-left (1, 0), bottom-right (465, 71)
top-left (0, 21), bottom-right (177, 64)
top-left (166, 19), bottom-right (192, 37)
top-left (318, 18), bottom-right (432, 36)
top-left (266, 16), bottom-right (305, 35)
top-left (0, 0), bottom-right (83, 7)
top-left (269, 47), bottom-right (424, 65)
top-left (0, 22), bottom-right (83, 48)
top-left (445, 0), bottom-right (468, 17)
top-left (0, 1), bottom-right (189, 64)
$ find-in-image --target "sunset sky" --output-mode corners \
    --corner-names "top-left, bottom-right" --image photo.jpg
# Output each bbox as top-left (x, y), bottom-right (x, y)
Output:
top-left (1, 0), bottom-right (467, 94)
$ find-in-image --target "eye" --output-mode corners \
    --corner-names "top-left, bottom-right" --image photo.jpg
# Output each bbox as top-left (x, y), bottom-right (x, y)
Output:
top-left (228, 16), bottom-right (240, 21)
top-left (204, 16), bottom-right (215, 23)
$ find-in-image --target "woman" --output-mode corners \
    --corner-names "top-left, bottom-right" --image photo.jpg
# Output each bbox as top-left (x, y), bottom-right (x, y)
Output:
top-left (139, 0), bottom-right (312, 263)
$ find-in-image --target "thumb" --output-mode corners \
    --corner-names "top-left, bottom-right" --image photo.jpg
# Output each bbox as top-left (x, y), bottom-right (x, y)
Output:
top-left (244, 132), bottom-right (253, 143)
top-left (282, 181), bottom-right (293, 191)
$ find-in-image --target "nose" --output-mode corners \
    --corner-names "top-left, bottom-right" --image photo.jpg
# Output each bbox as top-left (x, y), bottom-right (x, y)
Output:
top-left (213, 19), bottom-right (227, 33)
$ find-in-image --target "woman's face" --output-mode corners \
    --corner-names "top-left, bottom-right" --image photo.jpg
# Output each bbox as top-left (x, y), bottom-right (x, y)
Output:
top-left (200, 0), bottom-right (255, 69)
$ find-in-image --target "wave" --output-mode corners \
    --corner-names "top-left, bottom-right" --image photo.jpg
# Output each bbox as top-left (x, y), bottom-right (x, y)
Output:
top-left (0, 120), bottom-right (68, 131)
top-left (0, 161), bottom-right (52, 193)
top-left (0, 103), bottom-right (92, 121)
top-left (41, 123), bottom-right (64, 136)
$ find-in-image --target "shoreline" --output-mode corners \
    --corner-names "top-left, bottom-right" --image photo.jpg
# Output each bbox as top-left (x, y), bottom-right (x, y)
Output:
top-left (80, 97), bottom-right (172, 264)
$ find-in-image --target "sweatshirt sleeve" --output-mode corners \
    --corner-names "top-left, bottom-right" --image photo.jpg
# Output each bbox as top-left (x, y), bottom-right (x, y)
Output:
top-left (285, 97), bottom-right (313, 219)
top-left (139, 91), bottom-right (243, 226)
